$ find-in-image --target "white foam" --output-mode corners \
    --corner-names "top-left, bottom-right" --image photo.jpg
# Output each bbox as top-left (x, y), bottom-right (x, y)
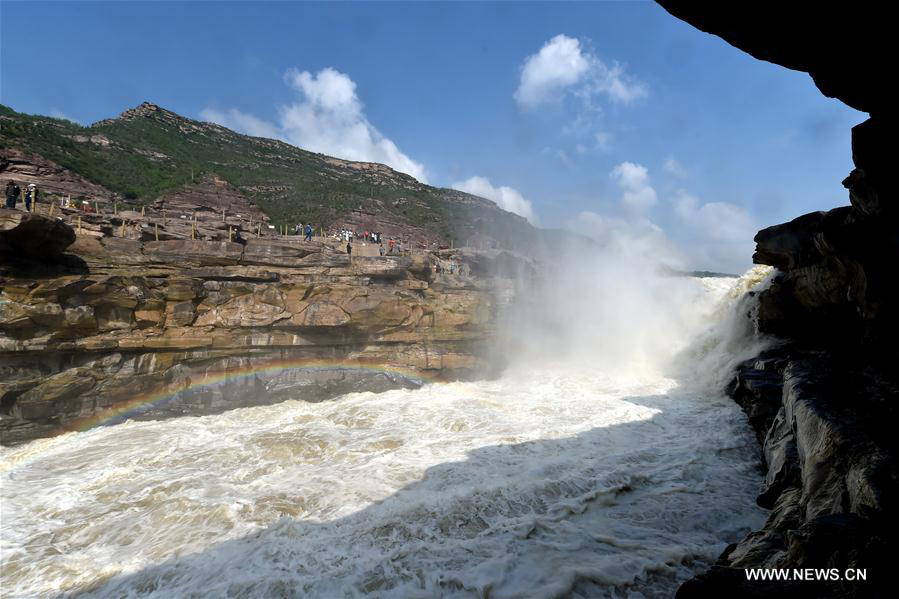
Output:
top-left (0, 273), bottom-right (772, 598)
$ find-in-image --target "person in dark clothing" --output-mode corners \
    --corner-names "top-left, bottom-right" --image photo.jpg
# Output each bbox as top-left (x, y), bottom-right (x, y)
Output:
top-left (346, 241), bottom-right (352, 255)
top-left (233, 227), bottom-right (247, 245)
top-left (304, 223), bottom-right (314, 241)
top-left (5, 180), bottom-right (21, 209)
top-left (24, 184), bottom-right (36, 212)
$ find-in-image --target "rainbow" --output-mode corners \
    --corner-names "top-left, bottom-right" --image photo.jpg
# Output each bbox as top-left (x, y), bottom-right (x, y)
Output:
top-left (70, 358), bottom-right (447, 433)
top-left (0, 359), bottom-right (449, 472)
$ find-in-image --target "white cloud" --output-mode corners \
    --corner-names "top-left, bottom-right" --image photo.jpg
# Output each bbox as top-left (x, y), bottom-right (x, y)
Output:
top-left (514, 34), bottom-right (646, 110)
top-left (278, 68), bottom-right (428, 182)
top-left (671, 189), bottom-right (757, 273)
top-left (565, 161), bottom-right (673, 262)
top-left (514, 35), bottom-right (591, 108)
top-left (567, 162), bottom-right (755, 274)
top-left (541, 146), bottom-right (572, 165)
top-left (593, 130), bottom-right (612, 150)
top-left (569, 210), bottom-right (679, 262)
top-left (672, 190), bottom-right (756, 242)
top-left (610, 161), bottom-right (657, 213)
top-left (451, 176), bottom-right (538, 224)
top-left (199, 107), bottom-right (280, 139)
top-left (49, 109), bottom-right (80, 124)
top-left (575, 130), bottom-right (613, 154)
top-left (200, 67), bottom-right (427, 182)
top-left (663, 156), bottom-right (687, 179)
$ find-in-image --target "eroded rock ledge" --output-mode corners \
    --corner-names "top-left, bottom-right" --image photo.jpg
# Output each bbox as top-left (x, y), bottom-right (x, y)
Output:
top-left (653, 4), bottom-right (897, 596)
top-left (678, 117), bottom-right (897, 599)
top-left (1, 213), bottom-right (520, 445)
top-left (674, 76), bottom-right (897, 599)
top-left (679, 349), bottom-right (897, 598)
top-left (679, 152), bottom-right (899, 598)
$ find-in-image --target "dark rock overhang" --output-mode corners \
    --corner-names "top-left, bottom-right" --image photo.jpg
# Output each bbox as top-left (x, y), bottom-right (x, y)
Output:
top-left (654, 2), bottom-right (892, 115)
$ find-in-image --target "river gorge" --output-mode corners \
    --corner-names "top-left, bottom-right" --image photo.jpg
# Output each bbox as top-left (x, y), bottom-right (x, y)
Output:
top-left (2, 259), bottom-right (770, 597)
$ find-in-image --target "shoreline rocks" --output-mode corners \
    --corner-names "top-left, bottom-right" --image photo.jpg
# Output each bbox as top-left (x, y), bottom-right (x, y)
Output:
top-left (677, 115), bottom-right (898, 599)
top-left (654, 4), bottom-right (897, 597)
top-left (679, 349), bottom-right (897, 598)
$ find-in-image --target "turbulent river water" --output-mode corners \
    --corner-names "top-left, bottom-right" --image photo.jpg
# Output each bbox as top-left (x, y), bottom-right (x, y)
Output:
top-left (1, 271), bottom-right (772, 598)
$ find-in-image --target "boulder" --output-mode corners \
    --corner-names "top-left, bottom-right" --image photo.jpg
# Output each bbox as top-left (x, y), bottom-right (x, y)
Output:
top-left (752, 212), bottom-right (826, 270)
top-left (0, 209), bottom-right (76, 262)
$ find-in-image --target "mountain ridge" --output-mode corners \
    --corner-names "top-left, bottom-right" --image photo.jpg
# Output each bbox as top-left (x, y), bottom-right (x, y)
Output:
top-left (0, 101), bottom-right (534, 249)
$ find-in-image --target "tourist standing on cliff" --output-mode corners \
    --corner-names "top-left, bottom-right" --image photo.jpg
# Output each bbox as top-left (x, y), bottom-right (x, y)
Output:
top-left (304, 224), bottom-right (313, 241)
top-left (379, 243), bottom-right (385, 256)
top-left (24, 184), bottom-right (37, 211)
top-left (4, 180), bottom-right (20, 209)
top-left (346, 241), bottom-right (352, 255)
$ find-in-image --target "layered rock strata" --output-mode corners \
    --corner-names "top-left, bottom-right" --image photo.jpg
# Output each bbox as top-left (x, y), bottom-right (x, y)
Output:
top-left (656, 4), bottom-right (897, 597)
top-left (1, 211), bottom-right (514, 445)
top-left (679, 122), bottom-right (899, 595)
top-left (679, 348), bottom-right (897, 598)
top-left (0, 147), bottom-right (119, 204)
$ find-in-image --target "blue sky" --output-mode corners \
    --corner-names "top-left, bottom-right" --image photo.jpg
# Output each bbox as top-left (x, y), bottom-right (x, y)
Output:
top-left (0, 1), bottom-right (864, 272)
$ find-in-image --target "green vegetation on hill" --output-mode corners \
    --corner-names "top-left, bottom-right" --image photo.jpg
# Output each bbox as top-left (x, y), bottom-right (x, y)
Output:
top-left (0, 103), bottom-right (534, 247)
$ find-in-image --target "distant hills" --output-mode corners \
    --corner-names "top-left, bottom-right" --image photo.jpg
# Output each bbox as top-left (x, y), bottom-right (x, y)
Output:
top-left (0, 102), bottom-right (534, 249)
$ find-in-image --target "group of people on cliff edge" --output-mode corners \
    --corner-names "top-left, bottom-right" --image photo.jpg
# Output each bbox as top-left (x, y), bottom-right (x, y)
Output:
top-left (4, 180), bottom-right (38, 211)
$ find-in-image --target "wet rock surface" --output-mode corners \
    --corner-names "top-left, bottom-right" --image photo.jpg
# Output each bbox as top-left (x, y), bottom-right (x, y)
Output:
top-left (658, 3), bottom-right (898, 597)
top-left (680, 351), bottom-right (898, 598)
top-left (1, 216), bottom-right (517, 445)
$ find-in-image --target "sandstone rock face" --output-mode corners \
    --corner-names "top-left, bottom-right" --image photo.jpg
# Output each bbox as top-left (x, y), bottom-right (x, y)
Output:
top-left (0, 147), bottom-right (119, 203)
top-left (1, 210), bottom-right (76, 262)
top-left (153, 174), bottom-right (268, 223)
top-left (1, 220), bottom-right (513, 445)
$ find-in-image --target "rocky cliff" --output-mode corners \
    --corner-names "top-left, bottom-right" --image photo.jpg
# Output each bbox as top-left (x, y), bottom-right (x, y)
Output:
top-left (657, 3), bottom-right (896, 597)
top-left (1, 211), bottom-right (521, 445)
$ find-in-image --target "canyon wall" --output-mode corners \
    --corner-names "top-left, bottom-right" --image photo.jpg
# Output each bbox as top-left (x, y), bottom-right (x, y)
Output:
top-left (1, 211), bottom-right (516, 445)
top-left (657, 3), bottom-right (896, 597)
